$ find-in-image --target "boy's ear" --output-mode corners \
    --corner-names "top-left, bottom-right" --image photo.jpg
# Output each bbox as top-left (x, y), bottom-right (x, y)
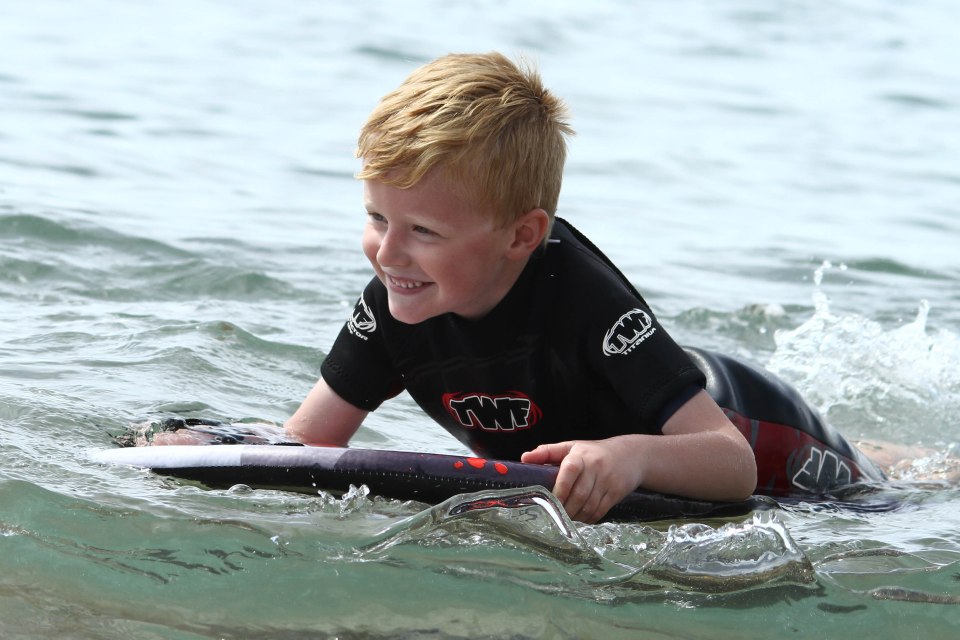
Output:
top-left (507, 208), bottom-right (550, 259)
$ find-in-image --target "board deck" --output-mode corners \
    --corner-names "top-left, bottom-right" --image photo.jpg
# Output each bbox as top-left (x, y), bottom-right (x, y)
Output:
top-left (91, 444), bottom-right (776, 522)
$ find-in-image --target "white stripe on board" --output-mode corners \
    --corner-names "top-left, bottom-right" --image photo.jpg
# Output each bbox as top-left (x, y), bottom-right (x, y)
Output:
top-left (88, 445), bottom-right (245, 469)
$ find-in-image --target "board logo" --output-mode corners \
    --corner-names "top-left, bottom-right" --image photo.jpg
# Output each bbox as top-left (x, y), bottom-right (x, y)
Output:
top-left (347, 294), bottom-right (376, 341)
top-left (603, 308), bottom-right (656, 356)
top-left (442, 391), bottom-right (542, 432)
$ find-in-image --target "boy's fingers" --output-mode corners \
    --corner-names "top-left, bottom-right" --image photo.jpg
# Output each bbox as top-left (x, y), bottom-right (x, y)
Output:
top-left (579, 489), bottom-right (614, 524)
top-left (521, 441), bottom-right (573, 465)
top-left (550, 452), bottom-right (579, 502)
top-left (519, 448), bottom-right (543, 464)
top-left (555, 453), bottom-right (589, 510)
top-left (523, 441), bottom-right (614, 521)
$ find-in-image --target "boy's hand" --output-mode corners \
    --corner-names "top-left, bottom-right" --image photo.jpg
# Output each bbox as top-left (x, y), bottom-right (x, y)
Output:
top-left (521, 436), bottom-right (644, 524)
top-left (151, 430), bottom-right (220, 446)
top-left (522, 392), bottom-right (756, 523)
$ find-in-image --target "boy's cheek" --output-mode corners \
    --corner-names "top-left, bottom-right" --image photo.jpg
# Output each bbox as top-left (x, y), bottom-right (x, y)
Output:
top-left (360, 231), bottom-right (378, 262)
top-left (361, 236), bottom-right (386, 274)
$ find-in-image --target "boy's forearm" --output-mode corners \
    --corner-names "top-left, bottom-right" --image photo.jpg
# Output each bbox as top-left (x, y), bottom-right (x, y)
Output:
top-left (285, 378), bottom-right (367, 446)
top-left (522, 425), bottom-right (756, 523)
top-left (625, 430), bottom-right (757, 501)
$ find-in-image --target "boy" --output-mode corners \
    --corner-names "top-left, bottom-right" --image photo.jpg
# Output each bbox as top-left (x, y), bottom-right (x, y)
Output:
top-left (284, 52), bottom-right (759, 523)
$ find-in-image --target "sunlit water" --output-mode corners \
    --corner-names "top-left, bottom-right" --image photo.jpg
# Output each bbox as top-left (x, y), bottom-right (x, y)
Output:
top-left (2, 1), bottom-right (959, 638)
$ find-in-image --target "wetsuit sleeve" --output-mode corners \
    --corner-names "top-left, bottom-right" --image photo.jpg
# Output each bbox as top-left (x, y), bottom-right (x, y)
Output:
top-left (656, 383), bottom-right (702, 428)
top-left (549, 219), bottom-right (705, 434)
top-left (585, 288), bottom-right (705, 433)
top-left (320, 278), bottom-right (404, 411)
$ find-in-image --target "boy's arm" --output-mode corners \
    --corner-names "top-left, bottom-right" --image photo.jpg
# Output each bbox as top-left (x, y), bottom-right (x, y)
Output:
top-left (520, 390), bottom-right (757, 523)
top-left (284, 377), bottom-right (368, 446)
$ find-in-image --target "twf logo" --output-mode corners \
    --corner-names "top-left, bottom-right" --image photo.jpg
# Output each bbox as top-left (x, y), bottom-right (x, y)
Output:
top-left (443, 391), bottom-right (542, 432)
top-left (791, 446), bottom-right (852, 493)
top-left (347, 294), bottom-right (376, 341)
top-left (603, 308), bottom-right (656, 356)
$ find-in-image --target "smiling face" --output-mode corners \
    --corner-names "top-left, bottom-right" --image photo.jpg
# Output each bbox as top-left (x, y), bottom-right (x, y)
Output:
top-left (361, 171), bottom-right (533, 325)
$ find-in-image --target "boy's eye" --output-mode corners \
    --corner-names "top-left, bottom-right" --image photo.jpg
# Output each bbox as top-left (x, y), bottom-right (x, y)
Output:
top-left (366, 213), bottom-right (437, 237)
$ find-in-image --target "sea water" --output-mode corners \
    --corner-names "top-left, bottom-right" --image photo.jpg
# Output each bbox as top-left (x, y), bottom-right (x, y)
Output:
top-left (2, 1), bottom-right (959, 638)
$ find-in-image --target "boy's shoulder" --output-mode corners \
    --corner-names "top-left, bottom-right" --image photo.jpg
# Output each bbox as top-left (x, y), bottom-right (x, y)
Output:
top-left (545, 218), bottom-right (648, 307)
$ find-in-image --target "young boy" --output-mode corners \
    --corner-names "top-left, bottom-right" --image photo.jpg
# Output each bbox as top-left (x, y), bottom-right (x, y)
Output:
top-left (284, 52), bottom-right (759, 523)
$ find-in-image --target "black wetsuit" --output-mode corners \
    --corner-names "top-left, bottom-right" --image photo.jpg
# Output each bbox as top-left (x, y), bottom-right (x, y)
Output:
top-left (322, 218), bottom-right (884, 496)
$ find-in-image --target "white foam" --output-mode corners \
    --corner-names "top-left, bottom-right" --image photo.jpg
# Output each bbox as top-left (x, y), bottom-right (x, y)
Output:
top-left (767, 262), bottom-right (960, 442)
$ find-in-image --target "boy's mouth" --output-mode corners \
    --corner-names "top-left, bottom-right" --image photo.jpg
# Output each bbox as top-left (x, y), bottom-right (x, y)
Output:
top-left (387, 275), bottom-right (427, 290)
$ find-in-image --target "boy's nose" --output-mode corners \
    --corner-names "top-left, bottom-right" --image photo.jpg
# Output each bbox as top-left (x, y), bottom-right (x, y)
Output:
top-left (376, 229), bottom-right (408, 267)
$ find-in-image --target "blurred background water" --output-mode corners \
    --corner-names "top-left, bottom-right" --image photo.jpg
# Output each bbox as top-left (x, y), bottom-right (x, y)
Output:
top-left (2, 1), bottom-right (959, 638)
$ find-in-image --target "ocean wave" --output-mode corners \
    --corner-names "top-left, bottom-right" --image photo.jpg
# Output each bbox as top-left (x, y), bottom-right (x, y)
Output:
top-left (1, 213), bottom-right (305, 302)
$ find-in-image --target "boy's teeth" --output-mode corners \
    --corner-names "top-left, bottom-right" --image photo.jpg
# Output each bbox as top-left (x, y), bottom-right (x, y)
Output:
top-left (390, 276), bottom-right (424, 289)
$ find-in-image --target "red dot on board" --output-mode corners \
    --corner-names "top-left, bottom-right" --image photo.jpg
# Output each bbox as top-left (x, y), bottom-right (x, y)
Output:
top-left (453, 461), bottom-right (464, 469)
top-left (467, 457), bottom-right (486, 469)
top-left (493, 462), bottom-right (508, 475)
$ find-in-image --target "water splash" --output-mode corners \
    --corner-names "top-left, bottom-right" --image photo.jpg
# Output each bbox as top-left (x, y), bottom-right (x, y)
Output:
top-left (886, 442), bottom-right (960, 483)
top-left (642, 515), bottom-right (815, 593)
top-left (357, 487), bottom-right (815, 600)
top-left (767, 261), bottom-right (960, 443)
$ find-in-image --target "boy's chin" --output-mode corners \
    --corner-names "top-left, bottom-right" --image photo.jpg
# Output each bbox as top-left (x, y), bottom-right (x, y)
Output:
top-left (387, 301), bottom-right (437, 325)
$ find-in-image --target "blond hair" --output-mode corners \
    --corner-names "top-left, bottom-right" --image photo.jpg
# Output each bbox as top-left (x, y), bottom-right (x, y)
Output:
top-left (356, 52), bottom-right (573, 227)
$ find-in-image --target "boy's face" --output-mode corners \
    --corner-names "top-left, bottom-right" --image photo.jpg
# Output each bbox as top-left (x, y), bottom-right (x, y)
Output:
top-left (361, 172), bottom-right (523, 324)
